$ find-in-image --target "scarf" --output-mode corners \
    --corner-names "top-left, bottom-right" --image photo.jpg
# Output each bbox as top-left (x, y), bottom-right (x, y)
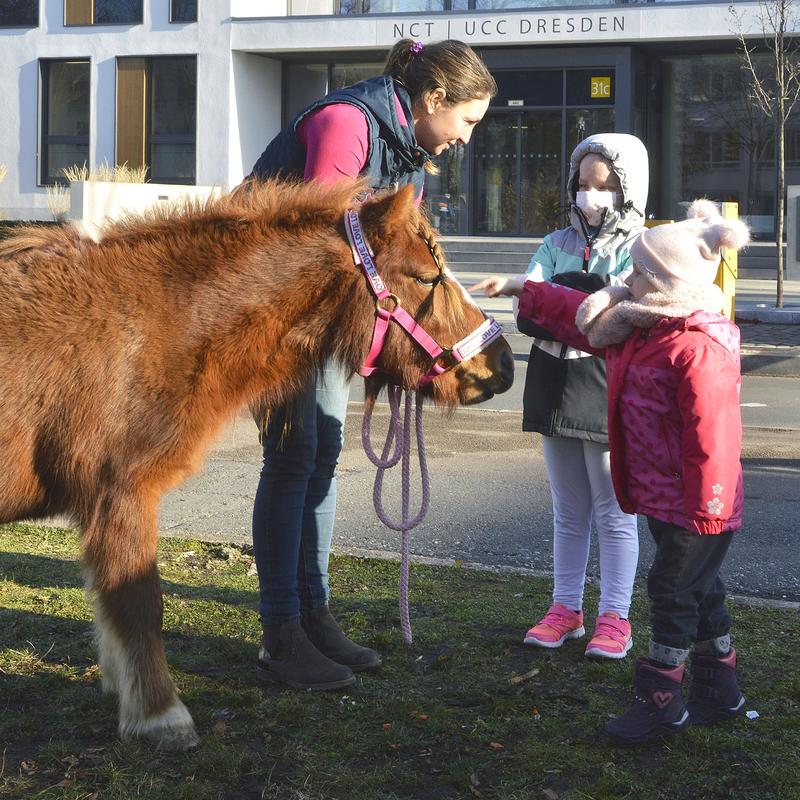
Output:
top-left (575, 281), bottom-right (725, 348)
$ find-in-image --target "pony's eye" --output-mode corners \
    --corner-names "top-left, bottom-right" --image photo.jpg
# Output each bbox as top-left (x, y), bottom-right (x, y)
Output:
top-left (415, 276), bottom-right (439, 287)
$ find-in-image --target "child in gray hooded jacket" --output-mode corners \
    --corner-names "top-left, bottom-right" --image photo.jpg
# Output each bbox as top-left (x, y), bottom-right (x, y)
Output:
top-left (519, 133), bottom-right (649, 660)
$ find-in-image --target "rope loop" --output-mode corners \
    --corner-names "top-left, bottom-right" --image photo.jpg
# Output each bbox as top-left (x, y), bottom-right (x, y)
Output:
top-left (361, 386), bottom-right (430, 643)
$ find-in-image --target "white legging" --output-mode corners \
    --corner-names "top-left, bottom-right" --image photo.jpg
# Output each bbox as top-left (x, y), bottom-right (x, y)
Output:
top-left (542, 436), bottom-right (639, 618)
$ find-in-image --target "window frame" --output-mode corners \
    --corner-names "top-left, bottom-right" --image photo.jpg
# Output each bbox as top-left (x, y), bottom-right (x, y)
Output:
top-left (146, 55), bottom-right (197, 185)
top-left (63, 0), bottom-right (143, 27)
top-left (114, 54), bottom-right (197, 185)
top-left (39, 57), bottom-right (91, 187)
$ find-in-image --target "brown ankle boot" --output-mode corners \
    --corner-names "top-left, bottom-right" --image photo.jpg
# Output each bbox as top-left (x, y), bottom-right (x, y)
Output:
top-left (257, 617), bottom-right (355, 690)
top-left (301, 606), bottom-right (382, 672)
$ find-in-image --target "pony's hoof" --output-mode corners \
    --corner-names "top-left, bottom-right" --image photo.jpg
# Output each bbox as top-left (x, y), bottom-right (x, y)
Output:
top-left (149, 726), bottom-right (201, 751)
top-left (121, 702), bottom-right (200, 751)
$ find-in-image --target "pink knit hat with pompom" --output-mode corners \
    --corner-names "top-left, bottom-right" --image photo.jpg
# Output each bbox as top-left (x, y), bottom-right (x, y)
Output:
top-left (630, 199), bottom-right (750, 287)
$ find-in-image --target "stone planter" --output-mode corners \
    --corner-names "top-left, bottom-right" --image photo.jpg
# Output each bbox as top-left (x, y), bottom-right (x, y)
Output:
top-left (68, 181), bottom-right (221, 239)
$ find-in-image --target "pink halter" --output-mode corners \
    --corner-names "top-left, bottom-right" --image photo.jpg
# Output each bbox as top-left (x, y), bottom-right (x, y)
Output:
top-left (344, 208), bottom-right (503, 386)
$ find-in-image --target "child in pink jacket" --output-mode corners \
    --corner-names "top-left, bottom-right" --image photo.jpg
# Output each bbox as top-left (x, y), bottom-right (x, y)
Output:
top-left (472, 200), bottom-right (749, 744)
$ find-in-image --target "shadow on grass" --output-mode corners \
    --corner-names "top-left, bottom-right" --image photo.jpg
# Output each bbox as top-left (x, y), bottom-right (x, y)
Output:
top-left (1, 606), bottom-right (257, 671)
top-left (0, 549), bottom-right (411, 626)
top-left (0, 672), bottom-right (120, 756)
top-left (0, 550), bottom-right (84, 590)
top-left (0, 606), bottom-right (94, 649)
top-left (0, 548), bottom-right (256, 605)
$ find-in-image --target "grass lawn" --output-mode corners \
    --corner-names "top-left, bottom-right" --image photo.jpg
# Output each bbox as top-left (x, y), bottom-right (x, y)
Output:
top-left (1, 523), bottom-right (798, 800)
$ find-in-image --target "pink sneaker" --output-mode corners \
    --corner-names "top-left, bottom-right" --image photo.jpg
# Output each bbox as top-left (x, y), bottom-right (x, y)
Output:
top-left (584, 612), bottom-right (632, 659)
top-left (523, 604), bottom-right (585, 648)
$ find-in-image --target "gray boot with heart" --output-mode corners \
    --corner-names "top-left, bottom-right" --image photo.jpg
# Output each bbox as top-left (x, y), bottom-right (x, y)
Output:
top-left (606, 658), bottom-right (690, 744)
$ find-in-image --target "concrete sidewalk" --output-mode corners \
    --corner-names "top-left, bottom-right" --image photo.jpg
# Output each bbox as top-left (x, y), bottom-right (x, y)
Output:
top-left (735, 279), bottom-right (800, 375)
top-left (735, 278), bottom-right (800, 324)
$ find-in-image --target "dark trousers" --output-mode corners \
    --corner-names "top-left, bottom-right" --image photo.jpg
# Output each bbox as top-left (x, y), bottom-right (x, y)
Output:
top-left (252, 363), bottom-right (350, 624)
top-left (647, 517), bottom-right (734, 651)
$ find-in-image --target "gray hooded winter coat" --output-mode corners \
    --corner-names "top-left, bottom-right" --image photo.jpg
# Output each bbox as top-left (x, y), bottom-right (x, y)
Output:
top-left (520, 132), bottom-right (649, 441)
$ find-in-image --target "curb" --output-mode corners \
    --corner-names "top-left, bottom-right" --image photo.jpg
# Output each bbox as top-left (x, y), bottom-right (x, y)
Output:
top-left (736, 306), bottom-right (800, 324)
top-left (740, 349), bottom-right (800, 378)
top-left (335, 546), bottom-right (800, 611)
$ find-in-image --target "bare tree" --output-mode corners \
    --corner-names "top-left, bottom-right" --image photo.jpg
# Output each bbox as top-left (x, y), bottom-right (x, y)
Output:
top-left (731, 0), bottom-right (800, 308)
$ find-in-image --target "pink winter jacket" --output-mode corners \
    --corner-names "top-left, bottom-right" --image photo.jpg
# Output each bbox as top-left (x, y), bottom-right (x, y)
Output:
top-left (519, 280), bottom-right (743, 534)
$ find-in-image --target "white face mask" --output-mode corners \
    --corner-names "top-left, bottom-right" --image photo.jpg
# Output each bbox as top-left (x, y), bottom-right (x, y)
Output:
top-left (575, 190), bottom-right (617, 227)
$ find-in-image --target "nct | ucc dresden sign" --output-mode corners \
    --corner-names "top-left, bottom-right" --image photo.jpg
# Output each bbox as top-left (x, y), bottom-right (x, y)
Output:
top-left (378, 11), bottom-right (634, 44)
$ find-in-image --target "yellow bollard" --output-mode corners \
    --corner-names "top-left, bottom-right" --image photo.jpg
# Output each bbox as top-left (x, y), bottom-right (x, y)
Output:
top-left (715, 202), bottom-right (738, 322)
top-left (644, 219), bottom-right (674, 228)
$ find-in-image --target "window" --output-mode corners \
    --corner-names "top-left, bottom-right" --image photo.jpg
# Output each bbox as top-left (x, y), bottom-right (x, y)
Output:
top-left (95, 0), bottom-right (141, 23)
top-left (686, 130), bottom-right (741, 170)
top-left (40, 59), bottom-right (90, 185)
top-left (116, 56), bottom-right (197, 184)
top-left (64, 0), bottom-right (142, 25)
top-left (149, 57), bottom-right (197, 183)
top-left (786, 125), bottom-right (800, 168)
top-left (170, 0), bottom-right (197, 22)
top-left (0, 0), bottom-right (38, 27)
top-left (331, 64), bottom-right (381, 91)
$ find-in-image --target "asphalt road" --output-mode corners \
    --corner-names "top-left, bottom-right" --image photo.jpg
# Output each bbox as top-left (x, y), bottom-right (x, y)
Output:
top-left (469, 331), bottom-right (800, 429)
top-left (159, 397), bottom-right (800, 604)
top-left (156, 282), bottom-right (800, 605)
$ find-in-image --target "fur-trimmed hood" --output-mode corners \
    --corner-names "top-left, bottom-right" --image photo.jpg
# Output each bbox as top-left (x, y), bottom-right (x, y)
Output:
top-left (575, 282), bottom-right (730, 349)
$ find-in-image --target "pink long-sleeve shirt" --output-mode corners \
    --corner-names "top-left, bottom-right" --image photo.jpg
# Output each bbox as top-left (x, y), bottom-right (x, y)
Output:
top-left (296, 96), bottom-right (423, 205)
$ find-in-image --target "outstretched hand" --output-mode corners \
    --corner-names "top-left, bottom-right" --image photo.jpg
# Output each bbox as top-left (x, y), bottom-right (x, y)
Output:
top-left (468, 274), bottom-right (527, 297)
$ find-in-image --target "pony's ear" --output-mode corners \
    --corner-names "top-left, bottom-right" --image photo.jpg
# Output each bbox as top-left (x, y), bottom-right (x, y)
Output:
top-left (359, 184), bottom-right (417, 244)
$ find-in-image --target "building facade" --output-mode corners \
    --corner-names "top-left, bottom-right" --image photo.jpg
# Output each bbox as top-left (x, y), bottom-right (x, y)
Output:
top-left (1, 0), bottom-right (797, 246)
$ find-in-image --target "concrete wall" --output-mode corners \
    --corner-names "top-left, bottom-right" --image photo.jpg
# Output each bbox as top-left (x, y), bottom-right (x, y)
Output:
top-left (229, 51), bottom-right (282, 184)
top-left (228, 1), bottom-right (780, 54)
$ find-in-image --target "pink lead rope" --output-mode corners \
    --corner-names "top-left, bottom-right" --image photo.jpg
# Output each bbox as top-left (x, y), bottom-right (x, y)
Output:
top-left (345, 207), bottom-right (502, 642)
top-left (361, 387), bottom-right (428, 643)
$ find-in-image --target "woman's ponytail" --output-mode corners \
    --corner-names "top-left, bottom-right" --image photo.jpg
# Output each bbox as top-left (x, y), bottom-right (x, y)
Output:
top-left (383, 39), bottom-right (418, 86)
top-left (383, 38), bottom-right (496, 106)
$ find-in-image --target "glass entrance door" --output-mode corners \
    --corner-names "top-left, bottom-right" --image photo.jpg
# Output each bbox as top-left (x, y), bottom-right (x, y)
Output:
top-left (474, 110), bottom-right (562, 235)
top-left (471, 66), bottom-right (617, 236)
top-left (520, 111), bottom-right (563, 235)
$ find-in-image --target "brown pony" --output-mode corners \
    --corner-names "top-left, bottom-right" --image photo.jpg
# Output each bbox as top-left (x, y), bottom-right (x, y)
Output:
top-left (0, 179), bottom-right (513, 750)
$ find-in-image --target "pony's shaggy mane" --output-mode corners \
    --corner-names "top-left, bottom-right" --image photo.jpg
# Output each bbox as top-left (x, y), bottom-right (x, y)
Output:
top-left (100, 177), bottom-right (371, 246)
top-left (0, 178), bottom-right (371, 257)
top-left (0, 222), bottom-right (82, 259)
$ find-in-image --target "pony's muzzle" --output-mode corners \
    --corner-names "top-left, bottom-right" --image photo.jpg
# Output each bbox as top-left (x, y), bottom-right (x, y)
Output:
top-left (498, 348), bottom-right (514, 388)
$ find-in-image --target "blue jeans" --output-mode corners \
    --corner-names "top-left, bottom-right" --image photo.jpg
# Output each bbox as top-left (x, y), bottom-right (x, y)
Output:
top-left (252, 362), bottom-right (350, 624)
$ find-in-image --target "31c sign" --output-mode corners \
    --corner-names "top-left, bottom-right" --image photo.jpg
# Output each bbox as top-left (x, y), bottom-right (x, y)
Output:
top-left (590, 76), bottom-right (612, 99)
